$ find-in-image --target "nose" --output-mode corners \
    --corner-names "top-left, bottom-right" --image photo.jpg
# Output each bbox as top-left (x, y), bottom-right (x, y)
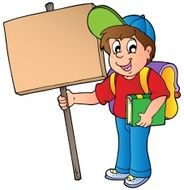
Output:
top-left (116, 52), bottom-right (124, 58)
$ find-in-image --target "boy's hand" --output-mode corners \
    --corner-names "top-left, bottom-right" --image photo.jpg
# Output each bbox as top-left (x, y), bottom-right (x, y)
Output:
top-left (58, 90), bottom-right (75, 110)
top-left (136, 96), bottom-right (166, 127)
top-left (137, 113), bottom-right (152, 127)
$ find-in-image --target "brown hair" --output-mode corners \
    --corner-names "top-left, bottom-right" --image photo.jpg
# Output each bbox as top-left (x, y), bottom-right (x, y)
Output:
top-left (100, 25), bottom-right (156, 63)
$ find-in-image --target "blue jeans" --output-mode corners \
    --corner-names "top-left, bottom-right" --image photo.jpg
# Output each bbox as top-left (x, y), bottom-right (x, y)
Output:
top-left (115, 117), bottom-right (151, 178)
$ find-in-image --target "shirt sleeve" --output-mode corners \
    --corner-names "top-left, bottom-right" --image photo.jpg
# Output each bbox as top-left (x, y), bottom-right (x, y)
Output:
top-left (95, 77), bottom-right (114, 105)
top-left (148, 69), bottom-right (170, 100)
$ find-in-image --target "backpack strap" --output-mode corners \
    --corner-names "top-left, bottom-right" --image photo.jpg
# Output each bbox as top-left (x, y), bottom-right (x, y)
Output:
top-left (139, 67), bottom-right (150, 94)
top-left (110, 72), bottom-right (116, 95)
top-left (161, 67), bottom-right (179, 119)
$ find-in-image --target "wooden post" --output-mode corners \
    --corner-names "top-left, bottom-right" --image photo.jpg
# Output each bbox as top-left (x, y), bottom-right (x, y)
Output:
top-left (45, 2), bottom-right (81, 181)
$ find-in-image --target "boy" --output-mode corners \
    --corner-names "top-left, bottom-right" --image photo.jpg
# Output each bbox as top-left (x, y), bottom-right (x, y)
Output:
top-left (58, 6), bottom-right (169, 188)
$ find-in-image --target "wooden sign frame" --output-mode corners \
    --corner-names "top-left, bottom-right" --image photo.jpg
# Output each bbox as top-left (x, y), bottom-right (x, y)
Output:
top-left (4, 2), bottom-right (107, 180)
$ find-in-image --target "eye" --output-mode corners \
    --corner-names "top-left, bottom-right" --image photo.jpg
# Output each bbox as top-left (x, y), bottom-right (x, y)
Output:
top-left (112, 40), bottom-right (121, 54)
top-left (127, 39), bottom-right (137, 53)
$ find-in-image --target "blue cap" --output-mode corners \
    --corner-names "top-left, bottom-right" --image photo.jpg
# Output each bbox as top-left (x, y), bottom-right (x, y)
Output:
top-left (123, 14), bottom-right (156, 42)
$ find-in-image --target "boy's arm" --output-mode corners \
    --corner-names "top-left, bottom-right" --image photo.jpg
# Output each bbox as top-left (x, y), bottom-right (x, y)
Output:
top-left (137, 96), bottom-right (166, 127)
top-left (58, 77), bottom-right (114, 110)
top-left (137, 70), bottom-right (170, 127)
top-left (58, 90), bottom-right (99, 110)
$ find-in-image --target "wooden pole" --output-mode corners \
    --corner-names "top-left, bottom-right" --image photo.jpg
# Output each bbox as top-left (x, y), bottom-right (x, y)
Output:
top-left (45, 2), bottom-right (81, 181)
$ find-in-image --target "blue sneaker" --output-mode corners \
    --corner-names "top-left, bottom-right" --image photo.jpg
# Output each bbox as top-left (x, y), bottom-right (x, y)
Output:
top-left (105, 169), bottom-right (129, 180)
top-left (124, 175), bottom-right (149, 188)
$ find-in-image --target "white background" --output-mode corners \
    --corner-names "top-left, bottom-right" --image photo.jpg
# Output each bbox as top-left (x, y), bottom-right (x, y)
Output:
top-left (0, 0), bottom-right (183, 189)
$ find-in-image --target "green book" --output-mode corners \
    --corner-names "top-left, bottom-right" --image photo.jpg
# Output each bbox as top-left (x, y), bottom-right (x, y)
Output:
top-left (126, 94), bottom-right (166, 127)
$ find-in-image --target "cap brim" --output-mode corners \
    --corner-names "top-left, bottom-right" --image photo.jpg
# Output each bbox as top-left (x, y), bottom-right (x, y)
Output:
top-left (87, 5), bottom-right (124, 39)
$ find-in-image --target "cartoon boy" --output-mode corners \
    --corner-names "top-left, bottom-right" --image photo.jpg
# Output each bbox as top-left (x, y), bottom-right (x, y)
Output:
top-left (58, 6), bottom-right (169, 188)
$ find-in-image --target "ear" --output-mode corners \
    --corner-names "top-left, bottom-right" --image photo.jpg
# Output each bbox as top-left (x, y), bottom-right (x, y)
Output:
top-left (145, 46), bottom-right (152, 59)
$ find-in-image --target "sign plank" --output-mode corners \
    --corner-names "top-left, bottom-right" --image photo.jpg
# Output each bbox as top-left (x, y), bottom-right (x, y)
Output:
top-left (4, 3), bottom-right (106, 95)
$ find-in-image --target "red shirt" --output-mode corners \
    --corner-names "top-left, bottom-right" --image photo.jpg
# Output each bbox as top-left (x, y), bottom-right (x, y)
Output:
top-left (95, 69), bottom-right (170, 118)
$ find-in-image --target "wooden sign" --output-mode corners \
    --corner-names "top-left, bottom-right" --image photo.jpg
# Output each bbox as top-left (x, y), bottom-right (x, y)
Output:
top-left (4, 2), bottom-right (106, 181)
top-left (4, 3), bottom-right (106, 95)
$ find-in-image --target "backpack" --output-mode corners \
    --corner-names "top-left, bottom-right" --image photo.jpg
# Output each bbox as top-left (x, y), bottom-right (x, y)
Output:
top-left (108, 61), bottom-right (180, 119)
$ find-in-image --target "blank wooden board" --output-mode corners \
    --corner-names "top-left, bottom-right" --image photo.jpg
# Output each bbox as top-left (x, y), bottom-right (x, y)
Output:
top-left (4, 4), bottom-right (106, 95)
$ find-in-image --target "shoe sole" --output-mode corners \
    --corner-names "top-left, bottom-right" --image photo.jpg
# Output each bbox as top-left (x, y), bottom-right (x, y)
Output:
top-left (105, 175), bottom-right (127, 181)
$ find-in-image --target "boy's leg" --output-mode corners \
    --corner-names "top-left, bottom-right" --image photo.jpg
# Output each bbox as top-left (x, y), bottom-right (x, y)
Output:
top-left (115, 117), bottom-right (130, 174)
top-left (130, 125), bottom-right (151, 177)
top-left (105, 117), bottom-right (130, 180)
top-left (124, 124), bottom-right (151, 188)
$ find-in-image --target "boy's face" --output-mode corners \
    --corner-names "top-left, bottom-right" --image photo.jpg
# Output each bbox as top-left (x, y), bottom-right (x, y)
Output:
top-left (109, 36), bottom-right (152, 77)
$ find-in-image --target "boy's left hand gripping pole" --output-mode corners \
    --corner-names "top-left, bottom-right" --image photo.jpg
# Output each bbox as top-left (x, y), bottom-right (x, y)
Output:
top-left (45, 2), bottom-right (81, 181)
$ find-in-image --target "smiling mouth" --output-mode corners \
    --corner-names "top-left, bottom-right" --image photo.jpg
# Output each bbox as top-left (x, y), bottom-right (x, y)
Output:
top-left (119, 60), bottom-right (132, 72)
